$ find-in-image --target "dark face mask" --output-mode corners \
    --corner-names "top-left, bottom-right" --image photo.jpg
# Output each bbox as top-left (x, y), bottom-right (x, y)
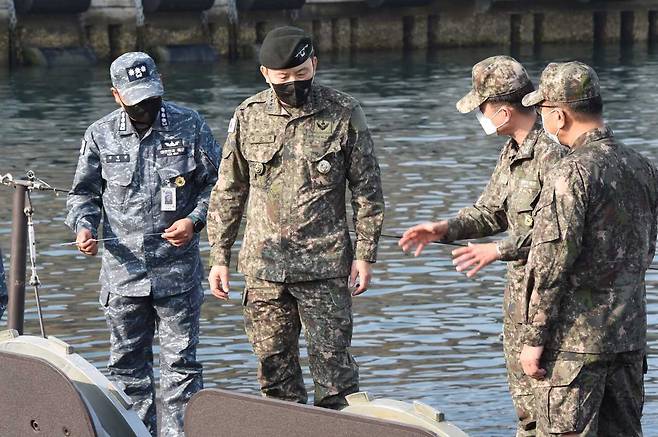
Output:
top-left (123, 96), bottom-right (162, 126)
top-left (271, 79), bottom-right (313, 108)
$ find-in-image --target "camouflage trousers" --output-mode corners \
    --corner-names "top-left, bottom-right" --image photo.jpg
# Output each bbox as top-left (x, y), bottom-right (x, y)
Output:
top-left (103, 285), bottom-right (204, 437)
top-left (243, 276), bottom-right (359, 409)
top-left (503, 322), bottom-right (537, 437)
top-left (531, 349), bottom-right (645, 437)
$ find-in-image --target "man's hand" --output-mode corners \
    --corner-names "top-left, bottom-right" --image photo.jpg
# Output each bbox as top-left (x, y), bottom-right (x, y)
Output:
top-left (208, 265), bottom-right (230, 300)
top-left (350, 260), bottom-right (373, 296)
top-left (399, 221), bottom-right (448, 256)
top-left (76, 228), bottom-right (98, 256)
top-left (451, 242), bottom-right (500, 278)
top-left (162, 218), bottom-right (194, 247)
top-left (520, 345), bottom-right (546, 380)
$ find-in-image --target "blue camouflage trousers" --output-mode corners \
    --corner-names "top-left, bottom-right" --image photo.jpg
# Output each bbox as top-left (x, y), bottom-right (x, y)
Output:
top-left (103, 285), bottom-right (204, 437)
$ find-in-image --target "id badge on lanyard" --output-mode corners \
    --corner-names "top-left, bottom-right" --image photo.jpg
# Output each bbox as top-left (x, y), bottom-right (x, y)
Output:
top-left (161, 186), bottom-right (177, 211)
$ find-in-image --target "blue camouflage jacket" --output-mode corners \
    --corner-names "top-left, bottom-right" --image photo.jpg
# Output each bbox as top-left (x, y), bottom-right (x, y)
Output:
top-left (66, 101), bottom-right (220, 298)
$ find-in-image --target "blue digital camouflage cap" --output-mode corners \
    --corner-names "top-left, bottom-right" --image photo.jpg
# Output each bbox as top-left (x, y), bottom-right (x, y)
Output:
top-left (110, 52), bottom-right (164, 106)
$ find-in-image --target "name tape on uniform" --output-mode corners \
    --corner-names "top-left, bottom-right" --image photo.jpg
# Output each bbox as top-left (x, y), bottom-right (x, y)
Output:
top-left (105, 154), bottom-right (130, 163)
top-left (158, 139), bottom-right (186, 157)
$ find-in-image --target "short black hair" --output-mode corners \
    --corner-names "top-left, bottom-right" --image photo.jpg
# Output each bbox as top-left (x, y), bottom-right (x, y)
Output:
top-left (561, 95), bottom-right (604, 120)
top-left (485, 82), bottom-right (536, 114)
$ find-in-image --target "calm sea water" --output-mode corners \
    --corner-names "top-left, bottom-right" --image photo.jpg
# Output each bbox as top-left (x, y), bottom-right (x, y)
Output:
top-left (1, 43), bottom-right (658, 436)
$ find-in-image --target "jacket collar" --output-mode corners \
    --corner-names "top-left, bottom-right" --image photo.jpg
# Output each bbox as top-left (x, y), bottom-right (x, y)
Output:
top-left (265, 85), bottom-right (326, 119)
top-left (571, 126), bottom-right (613, 150)
top-left (117, 102), bottom-right (170, 136)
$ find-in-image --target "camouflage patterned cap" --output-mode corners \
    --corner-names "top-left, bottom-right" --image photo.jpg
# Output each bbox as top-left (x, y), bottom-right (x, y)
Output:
top-left (456, 55), bottom-right (531, 114)
top-left (110, 52), bottom-right (164, 106)
top-left (522, 61), bottom-right (600, 107)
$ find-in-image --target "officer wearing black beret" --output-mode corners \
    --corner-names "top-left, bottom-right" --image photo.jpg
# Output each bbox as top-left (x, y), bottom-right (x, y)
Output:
top-left (207, 26), bottom-right (385, 409)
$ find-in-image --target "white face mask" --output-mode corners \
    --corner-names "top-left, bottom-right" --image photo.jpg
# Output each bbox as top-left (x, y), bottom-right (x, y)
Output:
top-left (541, 109), bottom-right (561, 145)
top-left (476, 107), bottom-right (507, 136)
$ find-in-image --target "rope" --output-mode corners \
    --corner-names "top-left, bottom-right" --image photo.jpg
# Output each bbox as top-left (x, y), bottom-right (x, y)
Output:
top-left (377, 231), bottom-right (466, 248)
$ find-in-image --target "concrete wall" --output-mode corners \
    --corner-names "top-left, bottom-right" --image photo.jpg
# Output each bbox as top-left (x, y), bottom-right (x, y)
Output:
top-left (84, 0), bottom-right (137, 59)
top-left (2, 0), bottom-right (658, 67)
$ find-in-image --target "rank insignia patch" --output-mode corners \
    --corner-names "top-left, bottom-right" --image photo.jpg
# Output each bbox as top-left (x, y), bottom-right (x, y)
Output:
top-left (126, 64), bottom-right (150, 82)
top-left (160, 105), bottom-right (169, 128)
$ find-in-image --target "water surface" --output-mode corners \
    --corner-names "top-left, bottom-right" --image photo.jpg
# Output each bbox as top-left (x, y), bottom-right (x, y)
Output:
top-left (1, 43), bottom-right (658, 435)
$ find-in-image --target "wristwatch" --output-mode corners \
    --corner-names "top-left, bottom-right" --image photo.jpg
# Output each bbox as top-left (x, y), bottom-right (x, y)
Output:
top-left (191, 216), bottom-right (205, 233)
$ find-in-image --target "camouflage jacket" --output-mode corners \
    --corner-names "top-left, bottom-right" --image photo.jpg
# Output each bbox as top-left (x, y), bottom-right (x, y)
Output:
top-left (522, 127), bottom-right (658, 353)
top-left (207, 85), bottom-right (384, 282)
top-left (66, 102), bottom-right (220, 298)
top-left (444, 122), bottom-right (567, 324)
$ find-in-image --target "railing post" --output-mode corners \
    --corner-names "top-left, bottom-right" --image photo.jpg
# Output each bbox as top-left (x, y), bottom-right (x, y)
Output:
top-left (8, 184), bottom-right (27, 334)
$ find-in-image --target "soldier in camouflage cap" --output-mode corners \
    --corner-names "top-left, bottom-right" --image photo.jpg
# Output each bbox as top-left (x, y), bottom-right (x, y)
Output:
top-left (400, 55), bottom-right (566, 437)
top-left (522, 61), bottom-right (600, 108)
top-left (206, 26), bottom-right (384, 409)
top-left (519, 61), bottom-right (655, 436)
top-left (0, 249), bottom-right (7, 320)
top-left (66, 52), bottom-right (220, 436)
top-left (456, 55), bottom-right (533, 114)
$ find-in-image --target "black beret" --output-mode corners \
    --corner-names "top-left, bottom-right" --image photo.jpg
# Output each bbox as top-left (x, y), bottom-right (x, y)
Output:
top-left (259, 26), bottom-right (314, 70)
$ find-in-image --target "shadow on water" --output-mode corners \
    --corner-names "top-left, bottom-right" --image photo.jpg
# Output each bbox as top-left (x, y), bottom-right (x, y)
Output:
top-left (1, 42), bottom-right (658, 436)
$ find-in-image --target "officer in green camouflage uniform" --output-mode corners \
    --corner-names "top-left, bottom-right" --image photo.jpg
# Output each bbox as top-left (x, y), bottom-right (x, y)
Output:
top-left (400, 56), bottom-right (566, 436)
top-left (206, 27), bottom-right (384, 409)
top-left (519, 62), bottom-right (657, 437)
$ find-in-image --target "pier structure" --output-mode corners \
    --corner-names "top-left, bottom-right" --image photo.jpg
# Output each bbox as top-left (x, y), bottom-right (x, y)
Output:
top-left (1, 0), bottom-right (658, 66)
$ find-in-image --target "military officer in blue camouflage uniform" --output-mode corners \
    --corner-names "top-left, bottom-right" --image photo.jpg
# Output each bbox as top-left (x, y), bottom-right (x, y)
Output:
top-left (66, 52), bottom-right (220, 437)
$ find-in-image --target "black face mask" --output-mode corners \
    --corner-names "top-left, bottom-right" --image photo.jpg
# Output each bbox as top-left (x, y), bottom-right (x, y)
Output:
top-left (271, 79), bottom-right (313, 108)
top-left (123, 96), bottom-right (162, 126)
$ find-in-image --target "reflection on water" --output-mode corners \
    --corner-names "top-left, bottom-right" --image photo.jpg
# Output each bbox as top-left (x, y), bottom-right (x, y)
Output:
top-left (2, 43), bottom-right (658, 435)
